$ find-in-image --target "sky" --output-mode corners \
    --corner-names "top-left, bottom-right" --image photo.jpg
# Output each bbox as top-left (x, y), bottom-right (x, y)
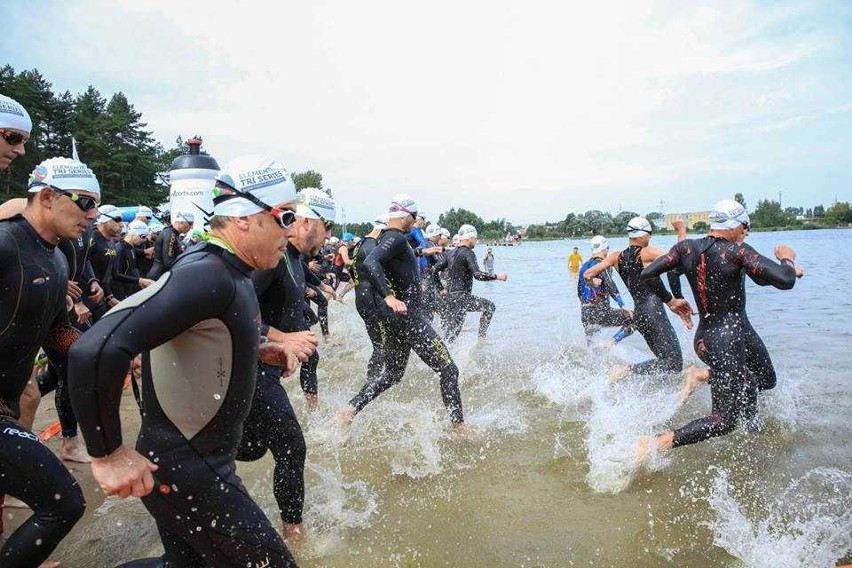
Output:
top-left (2, 0), bottom-right (851, 224)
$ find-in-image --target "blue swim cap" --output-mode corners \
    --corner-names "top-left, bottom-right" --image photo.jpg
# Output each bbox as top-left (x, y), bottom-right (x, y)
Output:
top-left (342, 232), bottom-right (354, 242)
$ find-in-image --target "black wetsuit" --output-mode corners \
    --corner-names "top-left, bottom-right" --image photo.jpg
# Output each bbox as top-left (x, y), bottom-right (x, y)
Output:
top-left (577, 257), bottom-right (632, 342)
top-left (111, 240), bottom-right (143, 300)
top-left (615, 245), bottom-right (682, 374)
top-left (444, 245), bottom-right (498, 341)
top-left (238, 243), bottom-right (314, 528)
top-left (351, 236), bottom-right (390, 383)
top-left (135, 240), bottom-right (155, 277)
top-left (420, 241), bottom-right (446, 320)
top-left (642, 236), bottom-right (796, 447)
top-left (68, 241), bottom-right (297, 568)
top-left (89, 227), bottom-right (118, 305)
top-left (0, 216), bottom-right (85, 568)
top-left (148, 225), bottom-right (185, 280)
top-left (348, 228), bottom-right (463, 423)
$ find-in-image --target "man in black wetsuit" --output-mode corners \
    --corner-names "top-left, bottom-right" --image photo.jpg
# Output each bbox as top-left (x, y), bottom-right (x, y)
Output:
top-left (350, 214), bottom-right (390, 388)
top-left (238, 187), bottom-right (333, 546)
top-left (0, 150), bottom-right (99, 566)
top-left (147, 211), bottom-right (193, 279)
top-left (111, 220), bottom-right (155, 300)
top-left (583, 217), bottom-right (690, 382)
top-left (90, 204), bottom-right (123, 308)
top-left (636, 200), bottom-right (800, 463)
top-left (69, 155), bottom-right (304, 568)
top-left (443, 223), bottom-right (508, 341)
top-left (336, 194), bottom-right (469, 436)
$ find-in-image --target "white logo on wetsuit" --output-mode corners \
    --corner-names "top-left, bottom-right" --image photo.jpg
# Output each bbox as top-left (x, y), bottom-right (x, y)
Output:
top-left (3, 427), bottom-right (39, 442)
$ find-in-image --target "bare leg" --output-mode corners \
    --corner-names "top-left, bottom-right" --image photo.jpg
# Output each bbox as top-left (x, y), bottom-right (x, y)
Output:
top-left (607, 364), bottom-right (631, 384)
top-left (635, 431), bottom-right (674, 468)
top-left (334, 405), bottom-right (356, 428)
top-left (18, 373), bottom-right (42, 431)
top-left (59, 436), bottom-right (92, 463)
top-left (282, 522), bottom-right (306, 549)
top-left (679, 365), bottom-right (710, 405)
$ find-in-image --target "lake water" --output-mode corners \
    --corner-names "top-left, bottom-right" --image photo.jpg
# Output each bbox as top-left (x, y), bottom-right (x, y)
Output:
top-left (14, 229), bottom-right (852, 567)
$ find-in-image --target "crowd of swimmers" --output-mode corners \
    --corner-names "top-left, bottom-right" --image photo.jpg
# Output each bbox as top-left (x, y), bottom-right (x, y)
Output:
top-left (0, 90), bottom-right (805, 567)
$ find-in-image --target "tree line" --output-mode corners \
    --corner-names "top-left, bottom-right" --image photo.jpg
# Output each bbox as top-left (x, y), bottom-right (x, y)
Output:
top-left (4, 64), bottom-right (847, 235)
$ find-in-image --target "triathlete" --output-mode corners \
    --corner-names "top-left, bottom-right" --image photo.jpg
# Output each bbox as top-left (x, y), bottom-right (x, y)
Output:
top-left (111, 220), bottom-right (154, 300)
top-left (68, 155), bottom-right (302, 568)
top-left (147, 210), bottom-right (193, 279)
top-left (636, 200), bottom-right (800, 461)
top-left (351, 213), bottom-right (391, 385)
top-left (0, 152), bottom-right (97, 567)
top-left (336, 195), bottom-right (468, 435)
top-left (89, 204), bottom-right (123, 308)
top-left (443, 224), bottom-right (508, 341)
top-left (583, 217), bottom-right (689, 381)
top-left (577, 236), bottom-right (633, 346)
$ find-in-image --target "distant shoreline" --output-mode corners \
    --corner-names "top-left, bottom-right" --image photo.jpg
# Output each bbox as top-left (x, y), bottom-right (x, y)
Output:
top-left (521, 225), bottom-right (851, 242)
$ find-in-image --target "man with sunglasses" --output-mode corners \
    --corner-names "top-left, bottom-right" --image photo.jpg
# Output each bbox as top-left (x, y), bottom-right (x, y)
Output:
top-left (239, 186), bottom-right (332, 547)
top-left (89, 204), bottom-right (124, 308)
top-left (337, 194), bottom-right (468, 436)
top-left (0, 155), bottom-right (99, 567)
top-left (69, 155), bottom-right (303, 567)
top-left (636, 200), bottom-right (802, 464)
top-left (147, 211), bottom-right (194, 279)
top-left (0, 94), bottom-right (30, 171)
top-left (583, 216), bottom-right (691, 383)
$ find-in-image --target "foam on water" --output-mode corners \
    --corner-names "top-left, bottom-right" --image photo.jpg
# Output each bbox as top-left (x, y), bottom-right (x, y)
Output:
top-left (706, 467), bottom-right (852, 568)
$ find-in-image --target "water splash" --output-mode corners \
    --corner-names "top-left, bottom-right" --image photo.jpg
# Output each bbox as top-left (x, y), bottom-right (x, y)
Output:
top-left (706, 467), bottom-right (852, 567)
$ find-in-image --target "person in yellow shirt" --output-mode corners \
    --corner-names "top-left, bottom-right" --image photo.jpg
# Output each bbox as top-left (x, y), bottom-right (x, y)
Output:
top-left (568, 246), bottom-right (583, 273)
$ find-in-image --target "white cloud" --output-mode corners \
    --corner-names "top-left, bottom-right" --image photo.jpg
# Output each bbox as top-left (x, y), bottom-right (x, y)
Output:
top-left (2, 0), bottom-right (849, 222)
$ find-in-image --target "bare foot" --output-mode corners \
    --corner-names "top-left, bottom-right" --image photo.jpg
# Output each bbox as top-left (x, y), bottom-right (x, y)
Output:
top-left (59, 436), bottom-right (92, 463)
top-left (600, 338), bottom-right (616, 349)
top-left (282, 522), bottom-right (306, 549)
top-left (334, 406), bottom-right (356, 429)
top-left (3, 495), bottom-right (29, 509)
top-left (304, 393), bottom-right (318, 412)
top-left (39, 560), bottom-right (61, 568)
top-left (452, 422), bottom-right (476, 439)
top-left (323, 334), bottom-right (331, 344)
top-left (679, 365), bottom-right (710, 405)
top-left (635, 436), bottom-right (653, 469)
top-left (607, 364), bottom-right (631, 384)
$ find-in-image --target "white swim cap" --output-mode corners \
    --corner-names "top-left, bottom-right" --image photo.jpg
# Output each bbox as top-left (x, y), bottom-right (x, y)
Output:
top-left (97, 204), bottom-right (121, 224)
top-left (295, 187), bottom-right (336, 222)
top-left (173, 211), bottom-right (195, 224)
top-left (425, 223), bottom-right (442, 238)
top-left (709, 199), bottom-right (750, 230)
top-left (372, 212), bottom-right (389, 229)
top-left (148, 221), bottom-right (165, 233)
top-left (136, 205), bottom-right (153, 218)
top-left (27, 157), bottom-right (101, 198)
top-left (329, 236), bottom-right (340, 244)
top-left (213, 155), bottom-right (296, 217)
top-left (590, 235), bottom-right (610, 253)
top-left (626, 216), bottom-right (652, 238)
top-left (127, 220), bottom-right (149, 236)
top-left (388, 193), bottom-right (418, 219)
top-left (452, 234), bottom-right (460, 246)
top-left (457, 224), bottom-right (478, 239)
top-left (440, 227), bottom-right (451, 238)
top-left (0, 94), bottom-right (32, 133)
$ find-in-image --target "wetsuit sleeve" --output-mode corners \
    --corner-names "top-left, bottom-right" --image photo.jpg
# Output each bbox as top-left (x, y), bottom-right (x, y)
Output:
top-left (111, 244), bottom-right (140, 286)
top-left (82, 258), bottom-right (98, 288)
top-left (601, 268), bottom-right (622, 299)
top-left (363, 234), bottom-right (396, 299)
top-left (68, 259), bottom-right (237, 457)
top-left (303, 262), bottom-right (322, 286)
top-left (737, 243), bottom-right (797, 289)
top-left (464, 249), bottom-right (497, 281)
top-left (667, 269), bottom-right (684, 299)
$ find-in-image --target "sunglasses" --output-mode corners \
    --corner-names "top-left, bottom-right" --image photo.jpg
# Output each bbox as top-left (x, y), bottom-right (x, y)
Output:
top-left (213, 182), bottom-right (295, 229)
top-left (390, 201), bottom-right (417, 220)
top-left (307, 205), bottom-right (334, 230)
top-left (50, 186), bottom-right (100, 212)
top-left (0, 129), bottom-right (28, 146)
top-left (626, 224), bottom-right (652, 234)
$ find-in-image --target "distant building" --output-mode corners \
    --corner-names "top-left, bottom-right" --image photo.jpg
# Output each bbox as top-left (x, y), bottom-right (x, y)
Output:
top-left (664, 211), bottom-right (710, 229)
